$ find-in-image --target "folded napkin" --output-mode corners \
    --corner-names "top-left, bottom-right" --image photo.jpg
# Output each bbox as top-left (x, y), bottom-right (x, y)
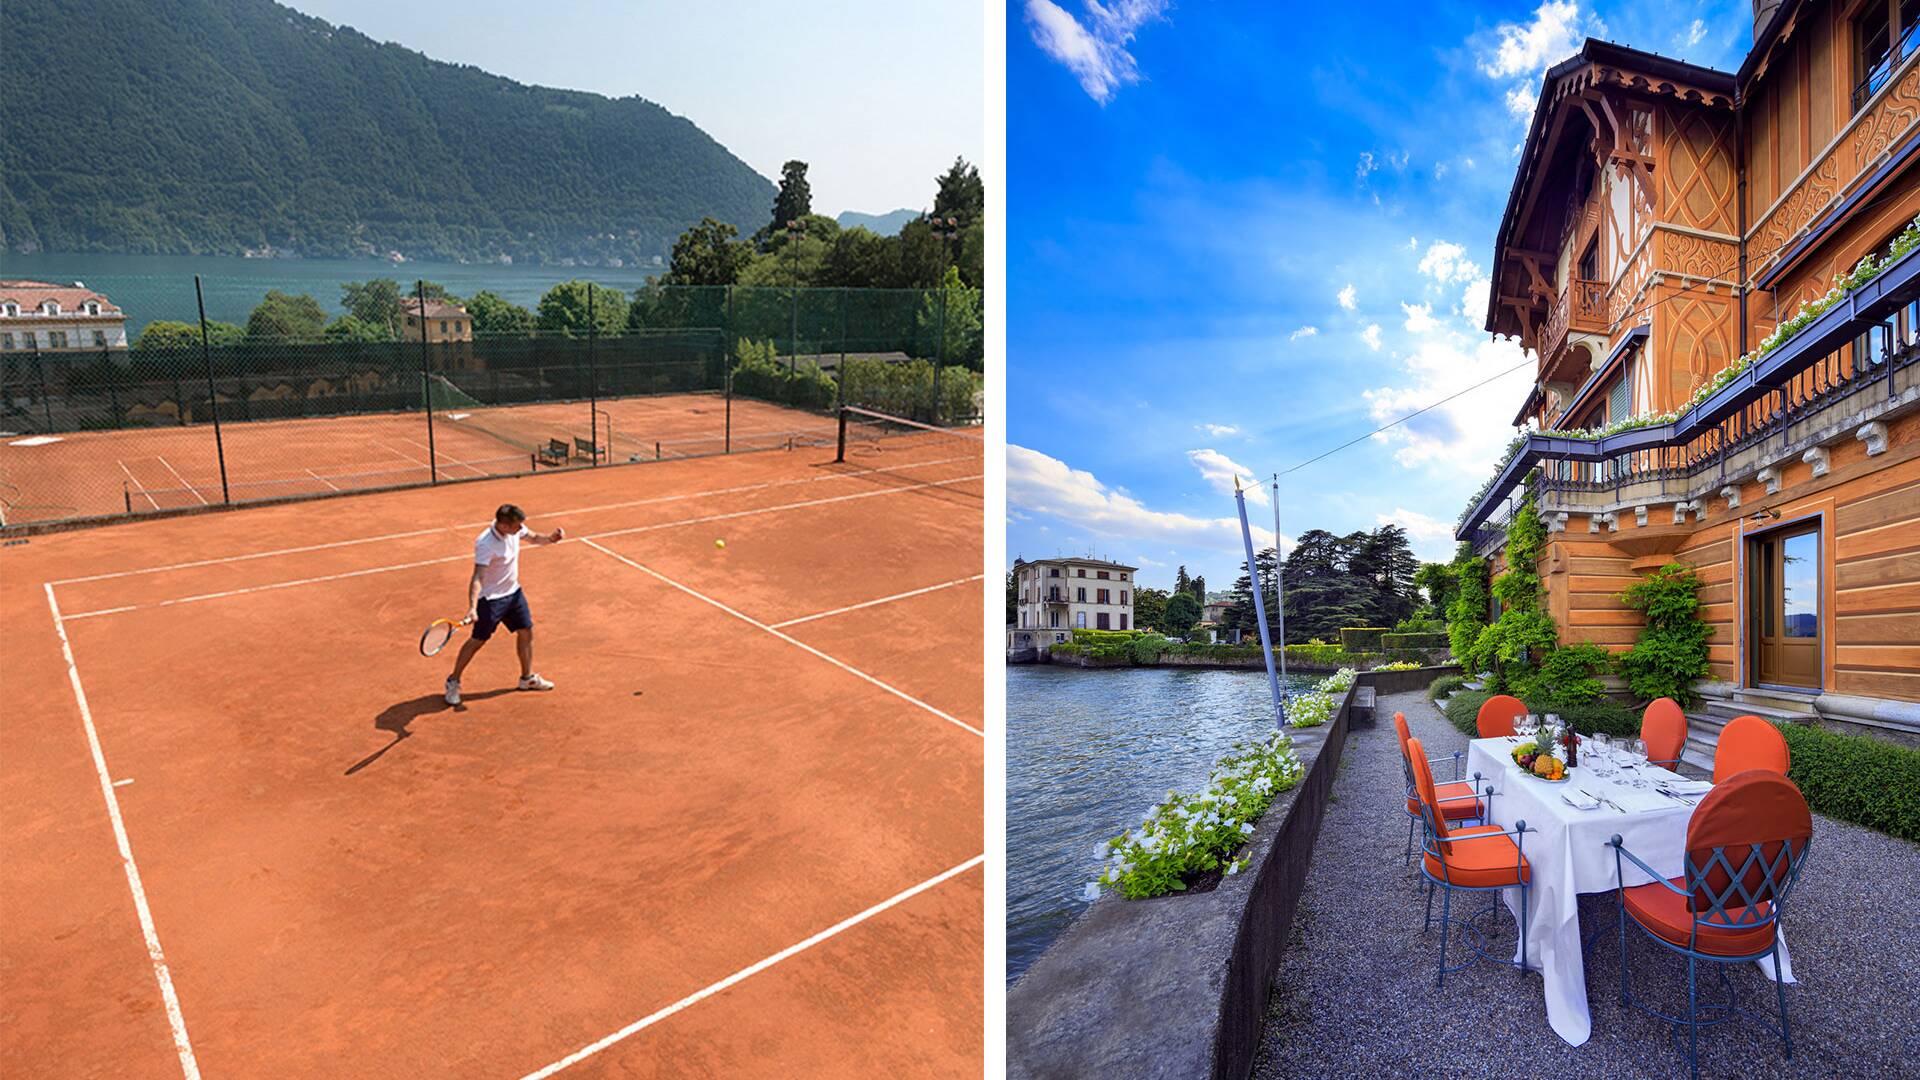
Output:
top-left (1659, 778), bottom-right (1714, 796)
top-left (1609, 787), bottom-right (1676, 814)
top-left (1560, 789), bottom-right (1601, 811)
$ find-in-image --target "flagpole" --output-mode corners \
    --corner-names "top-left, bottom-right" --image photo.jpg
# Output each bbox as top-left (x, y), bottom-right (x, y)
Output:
top-left (1234, 476), bottom-right (1285, 730)
top-left (1273, 474), bottom-right (1289, 701)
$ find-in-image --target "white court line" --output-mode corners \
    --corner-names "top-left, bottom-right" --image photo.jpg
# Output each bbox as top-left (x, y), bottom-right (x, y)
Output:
top-left (118, 459), bottom-right (159, 512)
top-left (44, 585), bottom-right (202, 1080)
top-left (51, 454), bottom-right (977, 586)
top-left (517, 855), bottom-right (983, 1080)
top-left (401, 436), bottom-right (486, 478)
top-left (58, 474), bottom-right (982, 620)
top-left (155, 457), bottom-right (209, 506)
top-left (770, 575), bottom-right (985, 629)
top-left (304, 468), bottom-right (341, 492)
top-left (581, 538), bottom-right (984, 738)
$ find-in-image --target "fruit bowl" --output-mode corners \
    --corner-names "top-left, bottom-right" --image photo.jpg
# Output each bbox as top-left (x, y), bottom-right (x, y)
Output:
top-left (1510, 742), bottom-right (1569, 783)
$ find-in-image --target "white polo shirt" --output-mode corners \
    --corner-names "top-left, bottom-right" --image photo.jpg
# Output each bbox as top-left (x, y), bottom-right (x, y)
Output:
top-left (474, 523), bottom-right (531, 600)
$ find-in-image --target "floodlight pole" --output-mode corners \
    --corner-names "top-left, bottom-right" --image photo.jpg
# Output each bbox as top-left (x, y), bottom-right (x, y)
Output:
top-left (416, 279), bottom-right (438, 484)
top-left (1235, 476), bottom-right (1286, 730)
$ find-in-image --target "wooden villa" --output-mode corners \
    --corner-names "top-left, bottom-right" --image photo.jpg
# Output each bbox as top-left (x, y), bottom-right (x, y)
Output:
top-left (1460, 0), bottom-right (1920, 753)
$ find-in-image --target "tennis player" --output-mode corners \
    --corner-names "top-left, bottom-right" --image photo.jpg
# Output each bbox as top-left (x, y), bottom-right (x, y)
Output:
top-left (445, 503), bottom-right (563, 705)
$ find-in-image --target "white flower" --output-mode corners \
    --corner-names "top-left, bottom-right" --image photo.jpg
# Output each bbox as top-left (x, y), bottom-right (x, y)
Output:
top-left (1226, 861), bottom-right (1241, 876)
top-left (1082, 882), bottom-right (1102, 901)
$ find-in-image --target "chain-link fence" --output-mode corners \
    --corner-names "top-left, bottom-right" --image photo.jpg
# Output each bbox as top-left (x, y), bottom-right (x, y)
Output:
top-left (0, 284), bottom-right (982, 529)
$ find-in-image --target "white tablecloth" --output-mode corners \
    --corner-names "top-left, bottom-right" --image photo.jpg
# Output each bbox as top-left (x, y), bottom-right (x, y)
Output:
top-left (1460, 737), bottom-right (1795, 1046)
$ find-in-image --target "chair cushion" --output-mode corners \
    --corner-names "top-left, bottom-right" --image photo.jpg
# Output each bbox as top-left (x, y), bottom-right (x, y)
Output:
top-left (1623, 875), bottom-right (1779, 957)
top-left (1407, 780), bottom-right (1480, 820)
top-left (1424, 824), bottom-right (1531, 888)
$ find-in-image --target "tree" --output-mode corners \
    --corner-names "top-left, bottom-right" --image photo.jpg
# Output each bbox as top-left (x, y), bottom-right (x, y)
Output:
top-left (768, 160), bottom-right (812, 240)
top-left (1133, 587), bottom-right (1169, 633)
top-left (322, 314), bottom-right (387, 341)
top-left (737, 233), bottom-right (831, 286)
top-left (932, 156), bottom-right (983, 220)
top-left (339, 278), bottom-right (403, 337)
top-left (915, 266), bottom-right (982, 368)
top-left (132, 320), bottom-right (201, 353)
top-left (1349, 524), bottom-right (1418, 626)
top-left (664, 217), bottom-right (751, 286)
top-left (1174, 566), bottom-right (1192, 595)
top-left (819, 227), bottom-right (892, 287)
top-left (466, 291), bottom-right (535, 337)
top-left (1190, 575), bottom-right (1207, 602)
top-left (1007, 567), bottom-right (1019, 627)
top-left (1413, 561), bottom-right (1459, 622)
top-left (245, 290), bottom-right (327, 342)
top-left (1164, 592), bottom-right (1202, 636)
top-left (536, 281), bottom-right (627, 337)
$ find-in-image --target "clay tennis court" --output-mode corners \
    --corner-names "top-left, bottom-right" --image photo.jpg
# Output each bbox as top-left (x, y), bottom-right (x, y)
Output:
top-left (0, 393), bottom-right (843, 526)
top-left (0, 414), bottom-right (984, 1078)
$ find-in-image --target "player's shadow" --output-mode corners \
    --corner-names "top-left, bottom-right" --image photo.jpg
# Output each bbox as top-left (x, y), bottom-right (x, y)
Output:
top-left (344, 689), bottom-right (513, 776)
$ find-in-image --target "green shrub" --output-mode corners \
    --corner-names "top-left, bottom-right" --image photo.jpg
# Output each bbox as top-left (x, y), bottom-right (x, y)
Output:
top-left (1777, 723), bottom-right (1920, 842)
top-left (1442, 690), bottom-right (1494, 735)
top-left (1441, 688), bottom-right (1639, 738)
top-left (1513, 642), bottom-right (1615, 707)
top-left (1129, 633), bottom-right (1171, 665)
top-left (1618, 563), bottom-right (1713, 708)
top-left (1339, 627), bottom-right (1389, 651)
top-left (1447, 549), bottom-right (1493, 672)
top-left (1382, 631), bottom-right (1449, 651)
top-left (1061, 628), bottom-right (1142, 659)
top-left (1429, 674), bottom-right (1468, 701)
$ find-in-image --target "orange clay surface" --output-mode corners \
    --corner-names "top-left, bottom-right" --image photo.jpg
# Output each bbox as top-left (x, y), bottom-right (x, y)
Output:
top-left (0, 427), bottom-right (983, 1079)
top-left (0, 394), bottom-right (840, 526)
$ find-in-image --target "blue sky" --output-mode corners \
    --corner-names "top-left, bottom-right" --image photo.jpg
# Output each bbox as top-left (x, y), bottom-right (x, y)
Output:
top-left (285, 1), bottom-right (982, 216)
top-left (1007, 0), bottom-right (1751, 591)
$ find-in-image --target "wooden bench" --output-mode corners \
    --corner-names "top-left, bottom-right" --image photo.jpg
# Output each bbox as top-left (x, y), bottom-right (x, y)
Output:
top-left (1351, 684), bottom-right (1376, 726)
top-left (535, 438), bottom-right (570, 469)
top-left (573, 435), bottom-right (606, 464)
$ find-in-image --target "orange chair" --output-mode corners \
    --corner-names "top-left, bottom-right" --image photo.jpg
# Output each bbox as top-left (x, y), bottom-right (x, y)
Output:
top-left (1393, 712), bottom-right (1483, 863)
top-left (1608, 770), bottom-right (1812, 1079)
top-left (1641, 697), bottom-right (1688, 769)
top-left (1475, 694), bottom-right (1526, 738)
top-left (1408, 736), bottom-right (1532, 986)
top-left (1713, 715), bottom-right (1791, 782)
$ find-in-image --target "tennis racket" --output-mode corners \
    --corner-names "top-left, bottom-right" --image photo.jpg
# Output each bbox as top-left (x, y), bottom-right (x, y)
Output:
top-left (419, 615), bottom-right (471, 656)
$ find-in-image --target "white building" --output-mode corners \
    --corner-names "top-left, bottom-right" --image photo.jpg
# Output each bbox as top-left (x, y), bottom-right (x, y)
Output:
top-left (1008, 556), bottom-right (1138, 657)
top-left (0, 281), bottom-right (129, 352)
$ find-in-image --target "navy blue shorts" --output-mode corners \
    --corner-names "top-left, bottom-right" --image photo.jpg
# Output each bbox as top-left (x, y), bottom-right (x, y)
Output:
top-left (472, 589), bottom-right (532, 641)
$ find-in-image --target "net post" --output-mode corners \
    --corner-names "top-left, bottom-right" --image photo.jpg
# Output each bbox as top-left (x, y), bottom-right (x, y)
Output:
top-left (587, 285), bottom-right (599, 466)
top-left (124, 481), bottom-right (131, 514)
top-left (836, 406), bottom-right (848, 463)
top-left (725, 354), bottom-right (733, 454)
top-left (933, 283), bottom-right (947, 425)
top-left (194, 276), bottom-right (231, 505)
top-left (417, 279), bottom-right (438, 484)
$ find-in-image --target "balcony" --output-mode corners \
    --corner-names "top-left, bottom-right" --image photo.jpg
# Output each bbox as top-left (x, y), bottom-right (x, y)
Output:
top-left (1459, 239), bottom-right (1920, 548)
top-left (1539, 277), bottom-right (1609, 374)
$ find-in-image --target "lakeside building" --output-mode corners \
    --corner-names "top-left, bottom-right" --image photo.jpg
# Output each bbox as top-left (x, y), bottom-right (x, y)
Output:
top-left (1008, 556), bottom-right (1138, 659)
top-left (402, 296), bottom-right (473, 343)
top-left (1459, 0), bottom-right (1920, 756)
top-left (0, 281), bottom-right (128, 352)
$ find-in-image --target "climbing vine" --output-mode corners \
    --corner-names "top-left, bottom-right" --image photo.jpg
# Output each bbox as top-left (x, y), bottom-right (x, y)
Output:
top-left (1475, 485), bottom-right (1558, 690)
top-left (1445, 543), bottom-right (1492, 672)
top-left (1618, 562), bottom-right (1713, 707)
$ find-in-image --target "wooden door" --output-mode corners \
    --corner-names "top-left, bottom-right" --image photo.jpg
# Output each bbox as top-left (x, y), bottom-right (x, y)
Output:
top-left (1750, 525), bottom-right (1820, 688)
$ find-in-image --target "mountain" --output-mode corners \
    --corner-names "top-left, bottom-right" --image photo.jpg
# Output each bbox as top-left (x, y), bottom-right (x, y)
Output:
top-left (0, 0), bottom-right (776, 265)
top-left (835, 209), bottom-right (918, 237)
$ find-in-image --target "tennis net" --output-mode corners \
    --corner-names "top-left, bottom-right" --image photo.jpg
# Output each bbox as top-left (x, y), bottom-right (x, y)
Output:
top-left (834, 406), bottom-right (983, 499)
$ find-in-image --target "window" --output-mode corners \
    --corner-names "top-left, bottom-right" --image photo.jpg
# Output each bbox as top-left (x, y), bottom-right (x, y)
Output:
top-left (1096, 589), bottom-right (1109, 603)
top-left (0, 333), bottom-right (12, 350)
top-left (86, 302), bottom-right (99, 315)
top-left (1096, 571), bottom-right (1109, 579)
top-left (1853, 0), bottom-right (1918, 111)
top-left (439, 320), bottom-right (448, 333)
top-left (1096, 613), bottom-right (1111, 630)
top-left (41, 301), bottom-right (59, 315)
top-left (1120, 590), bottom-right (1128, 605)
top-left (47, 331), bottom-right (67, 349)
top-left (1049, 568), bottom-right (1060, 577)
top-left (93, 330), bottom-right (107, 346)
top-left (1607, 374), bottom-right (1631, 423)
top-left (1076, 587), bottom-right (1086, 602)
top-left (1120, 614), bottom-right (1129, 630)
top-left (1121, 573), bottom-right (1129, 581)
top-left (1577, 239), bottom-right (1598, 282)
top-left (1020, 612), bottom-right (1029, 628)
top-left (1077, 568), bottom-right (1086, 577)
top-left (2, 303), bottom-right (16, 316)
top-left (1076, 612), bottom-right (1088, 629)
top-left (1050, 611), bottom-right (1061, 628)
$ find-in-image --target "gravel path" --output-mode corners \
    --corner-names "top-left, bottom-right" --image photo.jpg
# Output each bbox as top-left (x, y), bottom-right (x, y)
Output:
top-left (1251, 690), bottom-right (1920, 1080)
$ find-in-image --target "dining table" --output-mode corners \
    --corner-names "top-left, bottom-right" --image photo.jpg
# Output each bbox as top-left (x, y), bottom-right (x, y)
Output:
top-left (1461, 735), bottom-right (1796, 1046)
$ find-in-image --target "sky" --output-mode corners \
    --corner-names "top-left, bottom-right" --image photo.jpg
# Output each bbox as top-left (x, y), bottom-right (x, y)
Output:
top-left (283, 0), bottom-right (984, 217)
top-left (1007, 0), bottom-right (1753, 593)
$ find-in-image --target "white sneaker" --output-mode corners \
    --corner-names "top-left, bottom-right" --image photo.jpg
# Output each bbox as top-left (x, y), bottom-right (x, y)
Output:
top-left (518, 673), bottom-right (554, 691)
top-left (445, 677), bottom-right (461, 705)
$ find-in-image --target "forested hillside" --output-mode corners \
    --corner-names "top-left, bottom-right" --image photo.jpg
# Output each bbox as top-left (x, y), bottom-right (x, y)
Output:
top-left (0, 0), bottom-right (774, 264)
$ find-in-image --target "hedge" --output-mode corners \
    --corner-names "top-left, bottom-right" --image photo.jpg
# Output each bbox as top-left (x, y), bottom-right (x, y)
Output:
top-left (1383, 631), bottom-right (1449, 651)
top-left (1441, 690), bottom-right (1639, 739)
top-left (1778, 722), bottom-right (1920, 842)
top-left (1053, 628), bottom-right (1145, 660)
top-left (1339, 627), bottom-right (1389, 652)
top-left (1428, 674), bottom-right (1468, 702)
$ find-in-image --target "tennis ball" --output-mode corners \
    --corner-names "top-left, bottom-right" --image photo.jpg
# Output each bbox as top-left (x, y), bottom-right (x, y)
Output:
top-left (715, 539), bottom-right (726, 549)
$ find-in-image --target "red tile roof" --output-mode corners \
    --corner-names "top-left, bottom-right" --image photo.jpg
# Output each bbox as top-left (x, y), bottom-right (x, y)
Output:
top-left (0, 280), bottom-right (123, 316)
top-left (402, 297), bottom-right (469, 319)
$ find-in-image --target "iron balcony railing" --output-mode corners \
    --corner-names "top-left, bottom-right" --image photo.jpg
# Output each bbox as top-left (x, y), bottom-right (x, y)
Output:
top-left (1457, 240), bottom-right (1920, 539)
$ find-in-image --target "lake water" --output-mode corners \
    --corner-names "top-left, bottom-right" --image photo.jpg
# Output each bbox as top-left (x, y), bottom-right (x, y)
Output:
top-left (0, 252), bottom-right (668, 337)
top-left (1005, 663), bottom-right (1328, 985)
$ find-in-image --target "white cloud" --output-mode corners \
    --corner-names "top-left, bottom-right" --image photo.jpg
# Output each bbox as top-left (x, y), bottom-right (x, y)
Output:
top-left (1360, 330), bottom-right (1533, 474)
top-left (1401, 302), bottom-right (1439, 334)
top-left (1417, 240), bottom-right (1483, 285)
top-left (1480, 0), bottom-right (1583, 78)
top-left (1408, 236), bottom-right (1419, 251)
top-left (1008, 444), bottom-right (1275, 549)
top-left (1434, 162), bottom-right (1449, 179)
top-left (1459, 277), bottom-right (1492, 321)
top-left (1187, 448), bottom-right (1267, 504)
top-left (1024, 0), bottom-right (1172, 104)
top-left (1288, 325), bottom-right (1319, 341)
top-left (1683, 19), bottom-right (1707, 48)
top-left (1361, 324), bottom-right (1384, 350)
top-left (1505, 83), bottom-right (1539, 121)
top-left (1197, 422), bottom-right (1240, 437)
top-left (1337, 283), bottom-right (1357, 310)
top-left (1377, 508), bottom-right (1461, 560)
top-left (1356, 151), bottom-right (1377, 180)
